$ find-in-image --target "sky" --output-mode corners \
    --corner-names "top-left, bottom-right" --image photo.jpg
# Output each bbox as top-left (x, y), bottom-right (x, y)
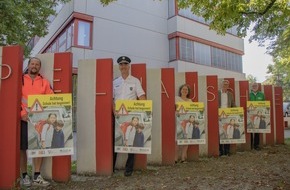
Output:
top-left (243, 36), bottom-right (273, 82)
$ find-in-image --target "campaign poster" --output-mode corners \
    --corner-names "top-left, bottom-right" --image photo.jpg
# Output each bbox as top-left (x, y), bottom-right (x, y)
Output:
top-left (219, 107), bottom-right (245, 144)
top-left (176, 102), bottom-right (205, 145)
top-left (247, 101), bottom-right (271, 133)
top-left (27, 94), bottom-right (74, 157)
top-left (114, 100), bottom-right (152, 154)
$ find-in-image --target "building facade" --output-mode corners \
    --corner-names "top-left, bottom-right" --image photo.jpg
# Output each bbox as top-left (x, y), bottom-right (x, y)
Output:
top-left (29, 0), bottom-right (245, 80)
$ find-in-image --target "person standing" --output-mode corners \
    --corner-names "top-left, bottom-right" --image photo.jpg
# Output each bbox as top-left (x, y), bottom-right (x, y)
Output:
top-left (249, 83), bottom-right (265, 150)
top-left (218, 80), bottom-right (236, 156)
top-left (21, 57), bottom-right (53, 187)
top-left (175, 84), bottom-right (192, 163)
top-left (113, 56), bottom-right (146, 177)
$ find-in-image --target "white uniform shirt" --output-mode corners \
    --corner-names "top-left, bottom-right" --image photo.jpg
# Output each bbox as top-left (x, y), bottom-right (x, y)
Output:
top-left (113, 75), bottom-right (145, 101)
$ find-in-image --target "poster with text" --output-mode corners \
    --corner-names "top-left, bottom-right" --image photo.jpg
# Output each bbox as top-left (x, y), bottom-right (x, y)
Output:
top-left (176, 102), bottom-right (205, 145)
top-left (27, 94), bottom-right (74, 157)
top-left (115, 100), bottom-right (152, 154)
top-left (247, 101), bottom-right (271, 133)
top-left (219, 107), bottom-right (245, 144)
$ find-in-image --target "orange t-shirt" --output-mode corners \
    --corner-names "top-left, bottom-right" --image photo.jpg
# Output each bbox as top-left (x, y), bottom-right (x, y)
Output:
top-left (21, 74), bottom-right (54, 118)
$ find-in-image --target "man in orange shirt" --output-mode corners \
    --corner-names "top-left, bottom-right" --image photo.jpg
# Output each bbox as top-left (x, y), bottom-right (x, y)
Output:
top-left (20, 57), bottom-right (53, 187)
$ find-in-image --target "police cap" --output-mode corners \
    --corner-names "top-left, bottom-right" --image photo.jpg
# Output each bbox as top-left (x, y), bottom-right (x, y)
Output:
top-left (117, 56), bottom-right (131, 65)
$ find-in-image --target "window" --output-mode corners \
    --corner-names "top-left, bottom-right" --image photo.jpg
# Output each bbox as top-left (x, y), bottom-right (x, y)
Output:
top-left (42, 17), bottom-right (92, 54)
top-left (179, 38), bottom-right (194, 62)
top-left (170, 37), bottom-right (243, 73)
top-left (194, 42), bottom-right (211, 66)
top-left (212, 47), bottom-right (227, 69)
top-left (169, 38), bottom-right (176, 61)
top-left (67, 24), bottom-right (73, 49)
top-left (77, 20), bottom-right (91, 47)
top-left (51, 42), bottom-right (57, 53)
top-left (58, 31), bottom-right (67, 52)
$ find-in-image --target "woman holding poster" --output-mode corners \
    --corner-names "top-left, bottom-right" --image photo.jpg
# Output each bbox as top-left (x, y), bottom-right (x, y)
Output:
top-left (175, 84), bottom-right (192, 163)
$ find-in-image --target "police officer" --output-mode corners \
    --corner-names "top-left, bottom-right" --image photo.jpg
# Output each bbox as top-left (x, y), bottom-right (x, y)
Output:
top-left (113, 56), bottom-right (146, 176)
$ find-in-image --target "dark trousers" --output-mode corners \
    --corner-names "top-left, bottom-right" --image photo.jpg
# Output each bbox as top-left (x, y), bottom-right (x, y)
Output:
top-left (251, 133), bottom-right (260, 149)
top-left (113, 114), bottom-right (135, 172)
top-left (219, 144), bottom-right (230, 156)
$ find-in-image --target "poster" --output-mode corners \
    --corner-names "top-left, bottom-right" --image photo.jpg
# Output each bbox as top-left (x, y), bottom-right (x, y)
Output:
top-left (114, 100), bottom-right (152, 154)
top-left (176, 102), bottom-right (205, 145)
top-left (27, 94), bottom-right (74, 157)
top-left (247, 101), bottom-right (271, 133)
top-left (219, 107), bottom-right (246, 144)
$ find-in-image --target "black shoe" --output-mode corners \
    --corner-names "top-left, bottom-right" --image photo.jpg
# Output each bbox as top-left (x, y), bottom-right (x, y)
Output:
top-left (254, 147), bottom-right (261, 151)
top-left (124, 171), bottom-right (132, 177)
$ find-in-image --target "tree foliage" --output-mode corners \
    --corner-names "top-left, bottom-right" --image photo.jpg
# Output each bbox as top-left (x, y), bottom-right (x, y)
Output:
top-left (266, 58), bottom-right (290, 101)
top-left (246, 74), bottom-right (257, 84)
top-left (0, 0), bottom-right (69, 55)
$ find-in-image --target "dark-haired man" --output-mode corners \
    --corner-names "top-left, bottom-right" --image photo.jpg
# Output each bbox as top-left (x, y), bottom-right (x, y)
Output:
top-left (21, 57), bottom-right (53, 187)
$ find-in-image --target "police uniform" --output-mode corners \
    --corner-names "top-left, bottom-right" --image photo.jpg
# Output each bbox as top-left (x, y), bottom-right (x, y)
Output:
top-left (113, 75), bottom-right (145, 101)
top-left (113, 56), bottom-right (145, 176)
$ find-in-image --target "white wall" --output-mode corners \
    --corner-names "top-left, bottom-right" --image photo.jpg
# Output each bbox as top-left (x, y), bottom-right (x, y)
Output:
top-left (70, 0), bottom-right (170, 68)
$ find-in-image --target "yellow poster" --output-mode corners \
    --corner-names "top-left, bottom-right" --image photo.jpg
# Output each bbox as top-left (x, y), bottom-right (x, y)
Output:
top-left (247, 101), bottom-right (271, 133)
top-left (218, 107), bottom-right (245, 144)
top-left (115, 100), bottom-right (152, 154)
top-left (176, 102), bottom-right (205, 145)
top-left (27, 94), bottom-right (73, 157)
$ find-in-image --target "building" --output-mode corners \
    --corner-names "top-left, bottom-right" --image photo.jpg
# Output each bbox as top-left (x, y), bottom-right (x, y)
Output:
top-left (29, 0), bottom-right (245, 80)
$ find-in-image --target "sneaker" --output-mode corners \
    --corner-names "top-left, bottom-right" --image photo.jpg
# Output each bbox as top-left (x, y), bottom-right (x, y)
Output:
top-left (33, 175), bottom-right (50, 187)
top-left (21, 175), bottom-right (32, 187)
top-left (124, 171), bottom-right (133, 177)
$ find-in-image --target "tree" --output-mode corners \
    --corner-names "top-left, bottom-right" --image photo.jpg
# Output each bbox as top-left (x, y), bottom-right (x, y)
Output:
top-left (0, 0), bottom-right (69, 56)
top-left (246, 74), bottom-right (257, 84)
top-left (100, 0), bottom-right (290, 61)
top-left (266, 59), bottom-right (290, 101)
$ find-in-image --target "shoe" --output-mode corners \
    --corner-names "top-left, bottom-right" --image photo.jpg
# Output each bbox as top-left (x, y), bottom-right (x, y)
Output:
top-left (33, 175), bottom-right (50, 187)
top-left (124, 171), bottom-right (133, 177)
top-left (175, 161), bottom-right (178, 164)
top-left (21, 175), bottom-right (32, 187)
top-left (180, 160), bottom-right (187, 163)
top-left (254, 147), bottom-right (261, 151)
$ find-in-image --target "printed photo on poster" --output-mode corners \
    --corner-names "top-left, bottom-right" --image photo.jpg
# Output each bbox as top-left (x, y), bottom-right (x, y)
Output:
top-left (27, 94), bottom-right (74, 157)
top-left (115, 100), bottom-right (152, 154)
top-left (176, 102), bottom-right (205, 145)
top-left (219, 107), bottom-right (246, 144)
top-left (247, 101), bottom-right (271, 133)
